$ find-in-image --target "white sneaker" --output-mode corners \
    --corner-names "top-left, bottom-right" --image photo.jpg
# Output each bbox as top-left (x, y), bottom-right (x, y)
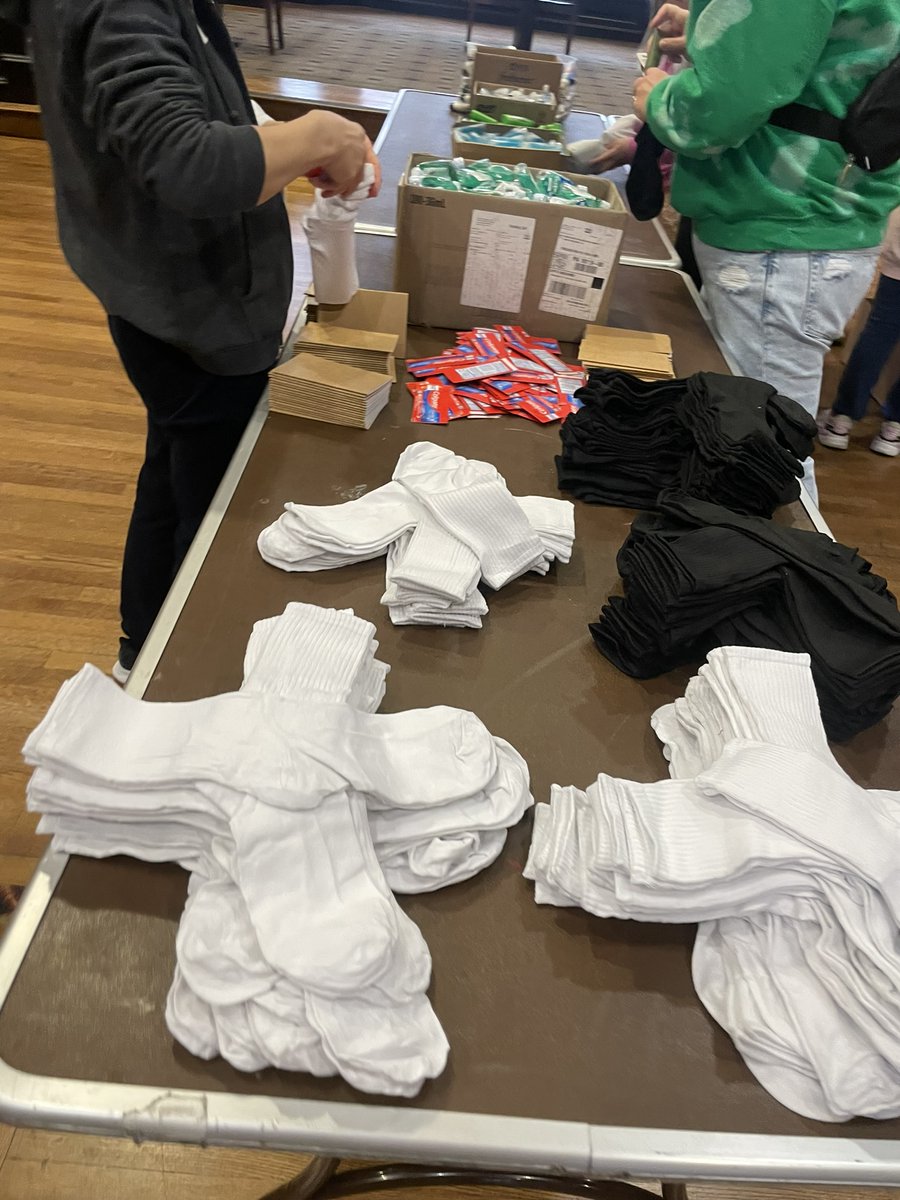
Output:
top-left (111, 660), bottom-right (131, 686)
top-left (450, 98), bottom-right (472, 114)
top-left (817, 410), bottom-right (853, 450)
top-left (870, 420), bottom-right (900, 457)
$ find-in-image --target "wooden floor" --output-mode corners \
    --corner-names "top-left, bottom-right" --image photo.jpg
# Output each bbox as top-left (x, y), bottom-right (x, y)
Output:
top-left (0, 135), bottom-right (899, 1199)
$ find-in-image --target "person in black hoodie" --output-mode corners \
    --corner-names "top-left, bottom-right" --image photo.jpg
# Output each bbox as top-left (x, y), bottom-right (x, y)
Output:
top-left (8, 0), bottom-right (380, 680)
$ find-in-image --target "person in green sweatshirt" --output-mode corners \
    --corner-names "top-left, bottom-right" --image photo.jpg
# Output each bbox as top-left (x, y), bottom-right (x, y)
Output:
top-left (635, 0), bottom-right (900, 500)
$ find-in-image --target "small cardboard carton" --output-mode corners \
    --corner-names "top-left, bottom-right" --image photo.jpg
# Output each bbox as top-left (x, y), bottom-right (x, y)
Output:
top-left (472, 46), bottom-right (563, 94)
top-left (452, 124), bottom-right (563, 170)
top-left (471, 47), bottom-right (562, 126)
top-left (305, 287), bottom-right (409, 358)
top-left (394, 153), bottom-right (628, 342)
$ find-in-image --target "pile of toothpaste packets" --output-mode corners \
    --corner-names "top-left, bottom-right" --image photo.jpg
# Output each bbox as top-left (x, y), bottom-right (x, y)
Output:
top-left (408, 325), bottom-right (587, 425)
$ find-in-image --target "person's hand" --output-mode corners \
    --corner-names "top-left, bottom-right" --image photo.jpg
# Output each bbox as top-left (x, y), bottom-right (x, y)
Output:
top-left (650, 2), bottom-right (689, 57)
top-left (590, 137), bottom-right (635, 174)
top-left (364, 140), bottom-right (382, 198)
top-left (633, 67), bottom-right (668, 122)
top-left (307, 111), bottom-right (373, 197)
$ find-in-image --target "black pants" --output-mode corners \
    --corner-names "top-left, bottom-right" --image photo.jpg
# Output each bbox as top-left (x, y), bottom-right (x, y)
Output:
top-left (675, 217), bottom-right (703, 291)
top-left (109, 317), bottom-right (270, 668)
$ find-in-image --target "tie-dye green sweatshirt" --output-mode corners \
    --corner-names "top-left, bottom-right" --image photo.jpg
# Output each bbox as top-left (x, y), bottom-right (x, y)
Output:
top-left (645, 0), bottom-right (900, 251)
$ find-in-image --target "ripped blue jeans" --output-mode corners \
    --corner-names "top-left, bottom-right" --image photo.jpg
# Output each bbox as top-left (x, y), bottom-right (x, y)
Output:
top-left (693, 238), bottom-right (880, 502)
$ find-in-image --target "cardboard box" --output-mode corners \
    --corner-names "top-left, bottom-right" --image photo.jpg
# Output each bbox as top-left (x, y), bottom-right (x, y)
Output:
top-left (394, 153), bottom-right (628, 342)
top-left (471, 47), bottom-right (562, 126)
top-left (471, 92), bottom-right (557, 126)
top-left (452, 124), bottom-right (563, 170)
top-left (305, 287), bottom-right (409, 358)
top-left (473, 46), bottom-right (563, 95)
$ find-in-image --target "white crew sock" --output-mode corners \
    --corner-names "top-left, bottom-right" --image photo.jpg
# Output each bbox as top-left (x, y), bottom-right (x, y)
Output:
top-left (368, 738), bottom-right (532, 846)
top-left (226, 791), bottom-right (403, 995)
top-left (242, 603), bottom-right (388, 709)
top-left (697, 741), bottom-right (900, 916)
top-left (514, 494), bottom-right (576, 564)
top-left (247, 984), bottom-right (336, 1076)
top-left (378, 828), bottom-right (508, 893)
top-left (305, 990), bottom-right (449, 1098)
top-left (25, 665), bottom-right (500, 812)
top-left (257, 481), bottom-right (419, 572)
top-left (383, 533), bottom-right (488, 630)
top-left (165, 966), bottom-right (219, 1061)
top-left (176, 868), bottom-right (279, 1006)
top-left (211, 1000), bottom-right (270, 1073)
top-left (652, 647), bottom-right (832, 779)
top-left (393, 443), bottom-right (545, 589)
top-left (386, 512), bottom-right (482, 603)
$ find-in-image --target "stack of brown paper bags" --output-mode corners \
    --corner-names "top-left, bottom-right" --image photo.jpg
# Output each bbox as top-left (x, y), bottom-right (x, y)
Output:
top-left (307, 287), bottom-right (409, 358)
top-left (578, 326), bottom-right (675, 381)
top-left (294, 323), bottom-right (398, 380)
top-left (268, 354), bottom-right (393, 430)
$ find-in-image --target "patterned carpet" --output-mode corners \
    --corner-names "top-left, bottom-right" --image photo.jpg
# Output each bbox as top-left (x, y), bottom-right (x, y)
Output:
top-left (225, 4), bottom-right (638, 114)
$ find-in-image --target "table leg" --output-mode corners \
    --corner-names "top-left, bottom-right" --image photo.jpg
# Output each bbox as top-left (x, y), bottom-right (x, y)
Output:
top-left (264, 1161), bottom-right (686, 1199)
top-left (512, 0), bottom-right (538, 49)
top-left (265, 0), bottom-right (275, 54)
top-left (259, 1156), bottom-right (341, 1199)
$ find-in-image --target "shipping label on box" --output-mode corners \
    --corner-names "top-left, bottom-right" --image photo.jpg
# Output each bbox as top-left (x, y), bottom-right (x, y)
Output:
top-left (539, 218), bottom-right (624, 323)
top-left (460, 210), bottom-right (536, 313)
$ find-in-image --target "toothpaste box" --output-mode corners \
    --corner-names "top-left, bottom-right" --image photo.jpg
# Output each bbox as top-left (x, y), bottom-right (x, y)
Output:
top-left (395, 153), bottom-right (628, 342)
top-left (471, 47), bottom-right (562, 124)
top-left (452, 124), bottom-right (563, 170)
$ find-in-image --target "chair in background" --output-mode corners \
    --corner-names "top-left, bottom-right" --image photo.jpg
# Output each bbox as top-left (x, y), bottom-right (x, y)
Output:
top-left (465, 0), bottom-right (580, 54)
top-left (264, 0), bottom-right (285, 55)
top-left (216, 2), bottom-right (285, 55)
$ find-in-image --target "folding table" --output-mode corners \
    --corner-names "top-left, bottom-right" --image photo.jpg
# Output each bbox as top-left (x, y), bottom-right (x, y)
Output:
top-left (1, 222), bottom-right (898, 1200)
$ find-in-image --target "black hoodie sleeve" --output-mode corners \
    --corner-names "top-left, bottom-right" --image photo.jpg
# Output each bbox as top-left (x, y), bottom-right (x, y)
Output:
top-left (79, 0), bottom-right (265, 218)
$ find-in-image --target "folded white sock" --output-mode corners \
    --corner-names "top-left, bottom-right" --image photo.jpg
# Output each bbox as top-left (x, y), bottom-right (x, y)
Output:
top-left (257, 482), bottom-right (419, 572)
top-left (242, 603), bottom-right (388, 710)
top-left (305, 989), bottom-right (449, 1098)
top-left (393, 444), bottom-right (545, 589)
top-left (386, 512), bottom-right (482, 603)
top-left (25, 665), bottom-right (499, 812)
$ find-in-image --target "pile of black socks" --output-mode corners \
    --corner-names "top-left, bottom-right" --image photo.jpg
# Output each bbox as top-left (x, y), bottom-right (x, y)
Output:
top-left (590, 497), bottom-right (900, 741)
top-left (556, 371), bottom-right (816, 517)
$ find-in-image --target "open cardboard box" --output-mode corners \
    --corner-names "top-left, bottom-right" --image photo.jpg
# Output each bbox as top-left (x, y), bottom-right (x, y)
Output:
top-left (394, 153), bottom-right (627, 342)
top-left (451, 124), bottom-right (563, 170)
top-left (305, 286), bottom-right (409, 358)
top-left (471, 47), bottom-right (562, 126)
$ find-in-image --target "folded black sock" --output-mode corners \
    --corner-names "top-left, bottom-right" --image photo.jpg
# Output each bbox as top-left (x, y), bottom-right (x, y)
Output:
top-left (626, 123), bottom-right (667, 221)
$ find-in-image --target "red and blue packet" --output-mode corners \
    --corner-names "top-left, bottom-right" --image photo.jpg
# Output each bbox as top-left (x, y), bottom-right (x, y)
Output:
top-left (409, 325), bottom-right (586, 425)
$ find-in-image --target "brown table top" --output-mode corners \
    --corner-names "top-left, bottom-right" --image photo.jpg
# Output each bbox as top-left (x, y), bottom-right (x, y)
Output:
top-left (2, 250), bottom-right (899, 1162)
top-left (369, 89), bottom-right (673, 264)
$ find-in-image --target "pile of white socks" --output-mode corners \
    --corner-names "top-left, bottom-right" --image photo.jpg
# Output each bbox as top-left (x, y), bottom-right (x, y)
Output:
top-left (24, 603), bottom-right (533, 1096)
top-left (525, 645), bottom-right (900, 1122)
top-left (257, 442), bottom-right (575, 628)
